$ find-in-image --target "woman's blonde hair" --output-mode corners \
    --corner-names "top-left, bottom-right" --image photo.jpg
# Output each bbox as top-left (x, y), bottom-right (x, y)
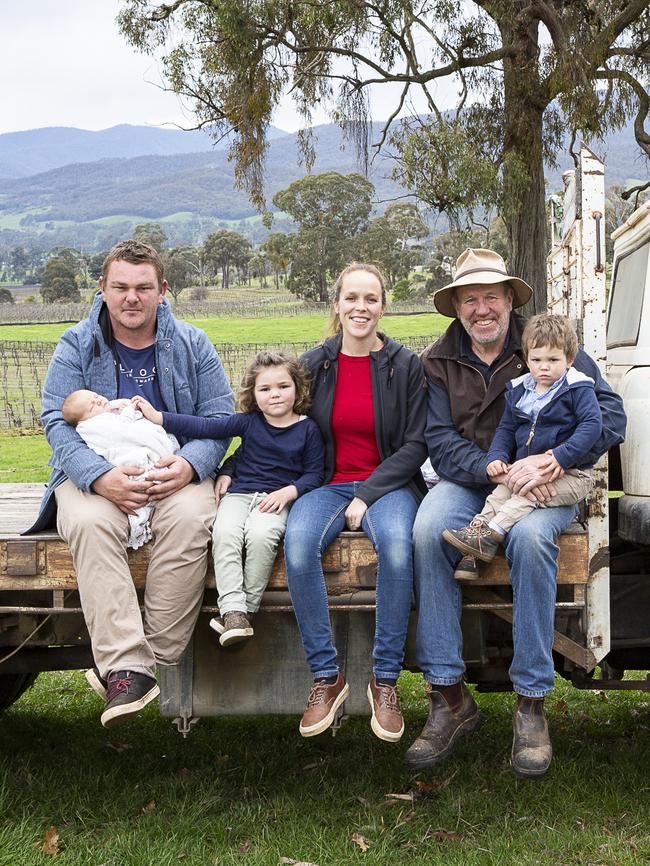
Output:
top-left (326, 262), bottom-right (387, 337)
top-left (236, 350), bottom-right (312, 414)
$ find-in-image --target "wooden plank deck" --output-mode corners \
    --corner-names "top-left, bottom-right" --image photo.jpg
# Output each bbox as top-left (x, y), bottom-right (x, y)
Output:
top-left (0, 483), bottom-right (589, 591)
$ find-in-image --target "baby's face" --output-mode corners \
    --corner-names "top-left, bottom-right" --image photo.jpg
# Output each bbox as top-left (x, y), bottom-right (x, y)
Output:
top-left (74, 390), bottom-right (111, 421)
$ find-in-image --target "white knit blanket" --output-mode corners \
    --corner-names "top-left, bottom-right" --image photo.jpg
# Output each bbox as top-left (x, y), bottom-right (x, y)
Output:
top-left (77, 402), bottom-right (179, 549)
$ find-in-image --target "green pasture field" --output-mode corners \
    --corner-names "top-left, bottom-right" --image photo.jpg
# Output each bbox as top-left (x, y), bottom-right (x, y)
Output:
top-left (0, 670), bottom-right (648, 865)
top-left (0, 432), bottom-right (51, 483)
top-left (0, 311), bottom-right (445, 347)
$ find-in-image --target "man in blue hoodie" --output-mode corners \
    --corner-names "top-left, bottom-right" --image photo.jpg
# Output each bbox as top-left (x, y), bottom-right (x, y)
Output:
top-left (31, 240), bottom-right (234, 727)
top-left (406, 249), bottom-right (626, 779)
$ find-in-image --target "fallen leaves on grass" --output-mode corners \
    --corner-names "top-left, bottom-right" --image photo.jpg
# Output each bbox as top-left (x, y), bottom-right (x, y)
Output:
top-left (351, 832), bottom-right (370, 852)
top-left (41, 826), bottom-right (60, 855)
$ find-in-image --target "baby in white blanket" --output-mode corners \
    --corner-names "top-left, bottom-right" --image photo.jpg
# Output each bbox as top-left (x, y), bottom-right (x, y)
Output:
top-left (61, 389), bottom-right (179, 549)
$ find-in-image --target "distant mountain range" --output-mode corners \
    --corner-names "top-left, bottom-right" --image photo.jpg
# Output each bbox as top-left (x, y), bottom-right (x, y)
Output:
top-left (0, 121), bottom-right (646, 252)
top-left (0, 124), bottom-right (290, 179)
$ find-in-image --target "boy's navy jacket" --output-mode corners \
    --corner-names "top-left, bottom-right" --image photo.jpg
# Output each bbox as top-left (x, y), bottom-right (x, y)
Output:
top-left (487, 367), bottom-right (603, 470)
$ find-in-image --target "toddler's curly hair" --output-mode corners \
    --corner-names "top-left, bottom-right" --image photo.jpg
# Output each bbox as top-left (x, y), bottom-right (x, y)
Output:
top-left (237, 350), bottom-right (312, 415)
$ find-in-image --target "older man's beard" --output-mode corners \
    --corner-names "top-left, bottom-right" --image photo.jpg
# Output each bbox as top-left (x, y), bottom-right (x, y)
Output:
top-left (459, 308), bottom-right (511, 347)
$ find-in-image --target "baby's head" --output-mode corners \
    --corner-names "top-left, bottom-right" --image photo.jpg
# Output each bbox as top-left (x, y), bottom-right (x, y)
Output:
top-left (522, 314), bottom-right (578, 387)
top-left (62, 390), bottom-right (111, 426)
top-left (236, 350), bottom-right (311, 415)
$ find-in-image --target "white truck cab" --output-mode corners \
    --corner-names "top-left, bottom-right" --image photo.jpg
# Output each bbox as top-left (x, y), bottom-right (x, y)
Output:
top-left (608, 201), bottom-right (650, 508)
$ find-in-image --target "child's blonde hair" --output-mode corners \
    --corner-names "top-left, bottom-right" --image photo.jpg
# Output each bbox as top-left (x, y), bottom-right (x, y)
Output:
top-left (521, 314), bottom-right (578, 362)
top-left (326, 262), bottom-right (387, 337)
top-left (61, 390), bottom-right (87, 427)
top-left (237, 351), bottom-right (311, 414)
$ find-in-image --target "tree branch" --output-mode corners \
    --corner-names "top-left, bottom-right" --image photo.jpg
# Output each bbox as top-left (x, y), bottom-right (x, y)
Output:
top-left (596, 68), bottom-right (650, 158)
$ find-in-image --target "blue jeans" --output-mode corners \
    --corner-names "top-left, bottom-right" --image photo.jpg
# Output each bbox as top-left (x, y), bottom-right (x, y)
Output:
top-left (284, 482), bottom-right (418, 680)
top-left (412, 480), bottom-right (578, 697)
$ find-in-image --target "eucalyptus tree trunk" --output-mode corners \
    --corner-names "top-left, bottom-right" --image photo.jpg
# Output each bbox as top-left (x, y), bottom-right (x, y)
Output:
top-left (498, 11), bottom-right (549, 315)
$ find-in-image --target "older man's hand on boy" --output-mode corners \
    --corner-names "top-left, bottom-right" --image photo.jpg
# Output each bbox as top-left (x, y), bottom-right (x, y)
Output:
top-left (506, 454), bottom-right (563, 502)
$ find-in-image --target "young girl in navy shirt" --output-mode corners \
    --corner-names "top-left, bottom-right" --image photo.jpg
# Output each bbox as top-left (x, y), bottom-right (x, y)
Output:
top-left (134, 350), bottom-right (324, 646)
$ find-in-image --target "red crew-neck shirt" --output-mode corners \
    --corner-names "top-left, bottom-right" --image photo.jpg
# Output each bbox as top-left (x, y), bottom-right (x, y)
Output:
top-left (330, 352), bottom-right (381, 484)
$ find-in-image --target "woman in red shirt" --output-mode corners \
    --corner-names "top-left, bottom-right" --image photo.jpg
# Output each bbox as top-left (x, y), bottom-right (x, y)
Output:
top-left (284, 263), bottom-right (428, 742)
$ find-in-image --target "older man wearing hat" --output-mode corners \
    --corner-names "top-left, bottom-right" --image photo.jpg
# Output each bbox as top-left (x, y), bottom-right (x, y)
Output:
top-left (406, 248), bottom-right (626, 778)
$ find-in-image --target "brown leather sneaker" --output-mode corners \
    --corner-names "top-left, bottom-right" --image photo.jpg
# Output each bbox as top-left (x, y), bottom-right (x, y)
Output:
top-left (511, 696), bottom-right (552, 779)
top-left (442, 518), bottom-right (501, 562)
top-left (367, 677), bottom-right (404, 742)
top-left (404, 681), bottom-right (481, 770)
top-left (299, 674), bottom-right (349, 737)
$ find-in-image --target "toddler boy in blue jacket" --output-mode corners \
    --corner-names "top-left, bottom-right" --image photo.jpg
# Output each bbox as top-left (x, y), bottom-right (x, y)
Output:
top-left (442, 314), bottom-right (602, 575)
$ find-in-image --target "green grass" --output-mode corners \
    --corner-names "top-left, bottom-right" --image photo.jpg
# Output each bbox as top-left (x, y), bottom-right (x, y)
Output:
top-left (0, 312), bottom-right (445, 346)
top-left (0, 432), bottom-right (51, 483)
top-left (0, 671), bottom-right (648, 865)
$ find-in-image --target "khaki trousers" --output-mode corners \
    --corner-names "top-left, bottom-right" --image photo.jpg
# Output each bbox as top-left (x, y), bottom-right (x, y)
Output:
top-left (55, 478), bottom-right (217, 679)
top-left (480, 468), bottom-right (594, 533)
top-left (212, 492), bottom-right (288, 615)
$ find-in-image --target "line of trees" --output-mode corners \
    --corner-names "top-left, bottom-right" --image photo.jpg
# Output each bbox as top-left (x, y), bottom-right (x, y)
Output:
top-left (1, 176), bottom-right (645, 305)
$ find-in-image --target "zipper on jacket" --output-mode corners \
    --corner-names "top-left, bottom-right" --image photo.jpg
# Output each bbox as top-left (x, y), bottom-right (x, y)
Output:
top-left (525, 420), bottom-right (536, 452)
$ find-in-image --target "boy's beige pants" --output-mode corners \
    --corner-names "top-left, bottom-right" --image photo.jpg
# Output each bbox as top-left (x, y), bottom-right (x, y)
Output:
top-left (480, 468), bottom-right (594, 533)
top-left (55, 477), bottom-right (216, 680)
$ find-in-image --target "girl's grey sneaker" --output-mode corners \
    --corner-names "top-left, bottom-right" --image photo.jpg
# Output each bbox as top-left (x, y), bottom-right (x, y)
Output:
top-left (219, 611), bottom-right (254, 647)
top-left (209, 615), bottom-right (226, 635)
top-left (100, 670), bottom-right (160, 728)
top-left (85, 667), bottom-right (108, 700)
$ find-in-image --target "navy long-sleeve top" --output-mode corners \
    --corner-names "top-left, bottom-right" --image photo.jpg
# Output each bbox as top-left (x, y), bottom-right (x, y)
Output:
top-left (161, 410), bottom-right (325, 496)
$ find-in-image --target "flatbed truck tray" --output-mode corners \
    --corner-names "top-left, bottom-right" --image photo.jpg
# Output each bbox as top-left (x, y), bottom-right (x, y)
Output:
top-left (0, 483), bottom-right (592, 730)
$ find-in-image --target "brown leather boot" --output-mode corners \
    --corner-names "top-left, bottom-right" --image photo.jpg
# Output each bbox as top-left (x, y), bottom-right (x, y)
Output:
top-left (404, 681), bottom-right (481, 770)
top-left (511, 696), bottom-right (552, 779)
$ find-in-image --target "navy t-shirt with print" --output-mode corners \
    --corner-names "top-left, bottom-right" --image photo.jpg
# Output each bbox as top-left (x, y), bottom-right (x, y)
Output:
top-left (114, 340), bottom-right (164, 410)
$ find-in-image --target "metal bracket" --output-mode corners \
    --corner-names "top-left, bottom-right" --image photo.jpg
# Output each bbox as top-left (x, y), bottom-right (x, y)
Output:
top-left (166, 637), bottom-right (200, 737)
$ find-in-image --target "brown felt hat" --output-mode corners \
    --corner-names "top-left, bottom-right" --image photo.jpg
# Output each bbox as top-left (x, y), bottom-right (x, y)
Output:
top-left (433, 248), bottom-right (533, 317)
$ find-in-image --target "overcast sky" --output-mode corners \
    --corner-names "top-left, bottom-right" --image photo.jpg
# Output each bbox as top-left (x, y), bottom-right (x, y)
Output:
top-left (1, 1), bottom-right (458, 137)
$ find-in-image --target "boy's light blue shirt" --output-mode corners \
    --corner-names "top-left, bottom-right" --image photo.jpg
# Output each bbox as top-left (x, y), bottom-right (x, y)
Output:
top-left (516, 370), bottom-right (568, 422)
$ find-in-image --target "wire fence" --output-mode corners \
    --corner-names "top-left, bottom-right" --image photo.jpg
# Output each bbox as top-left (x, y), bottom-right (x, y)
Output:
top-left (0, 335), bottom-right (438, 431)
top-left (0, 297), bottom-right (432, 325)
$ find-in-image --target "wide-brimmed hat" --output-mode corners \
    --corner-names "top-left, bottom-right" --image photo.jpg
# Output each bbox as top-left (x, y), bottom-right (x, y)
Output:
top-left (433, 248), bottom-right (533, 317)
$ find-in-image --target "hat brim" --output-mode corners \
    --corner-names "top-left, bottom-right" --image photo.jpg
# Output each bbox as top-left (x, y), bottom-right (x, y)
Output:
top-left (433, 272), bottom-right (533, 317)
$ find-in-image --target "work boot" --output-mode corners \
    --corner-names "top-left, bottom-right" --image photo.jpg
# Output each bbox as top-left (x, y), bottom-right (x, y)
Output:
top-left (454, 554), bottom-right (479, 582)
top-left (404, 681), bottom-right (481, 770)
top-left (367, 677), bottom-right (404, 742)
top-left (442, 518), bottom-right (502, 562)
top-left (299, 674), bottom-right (349, 737)
top-left (511, 696), bottom-right (552, 779)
